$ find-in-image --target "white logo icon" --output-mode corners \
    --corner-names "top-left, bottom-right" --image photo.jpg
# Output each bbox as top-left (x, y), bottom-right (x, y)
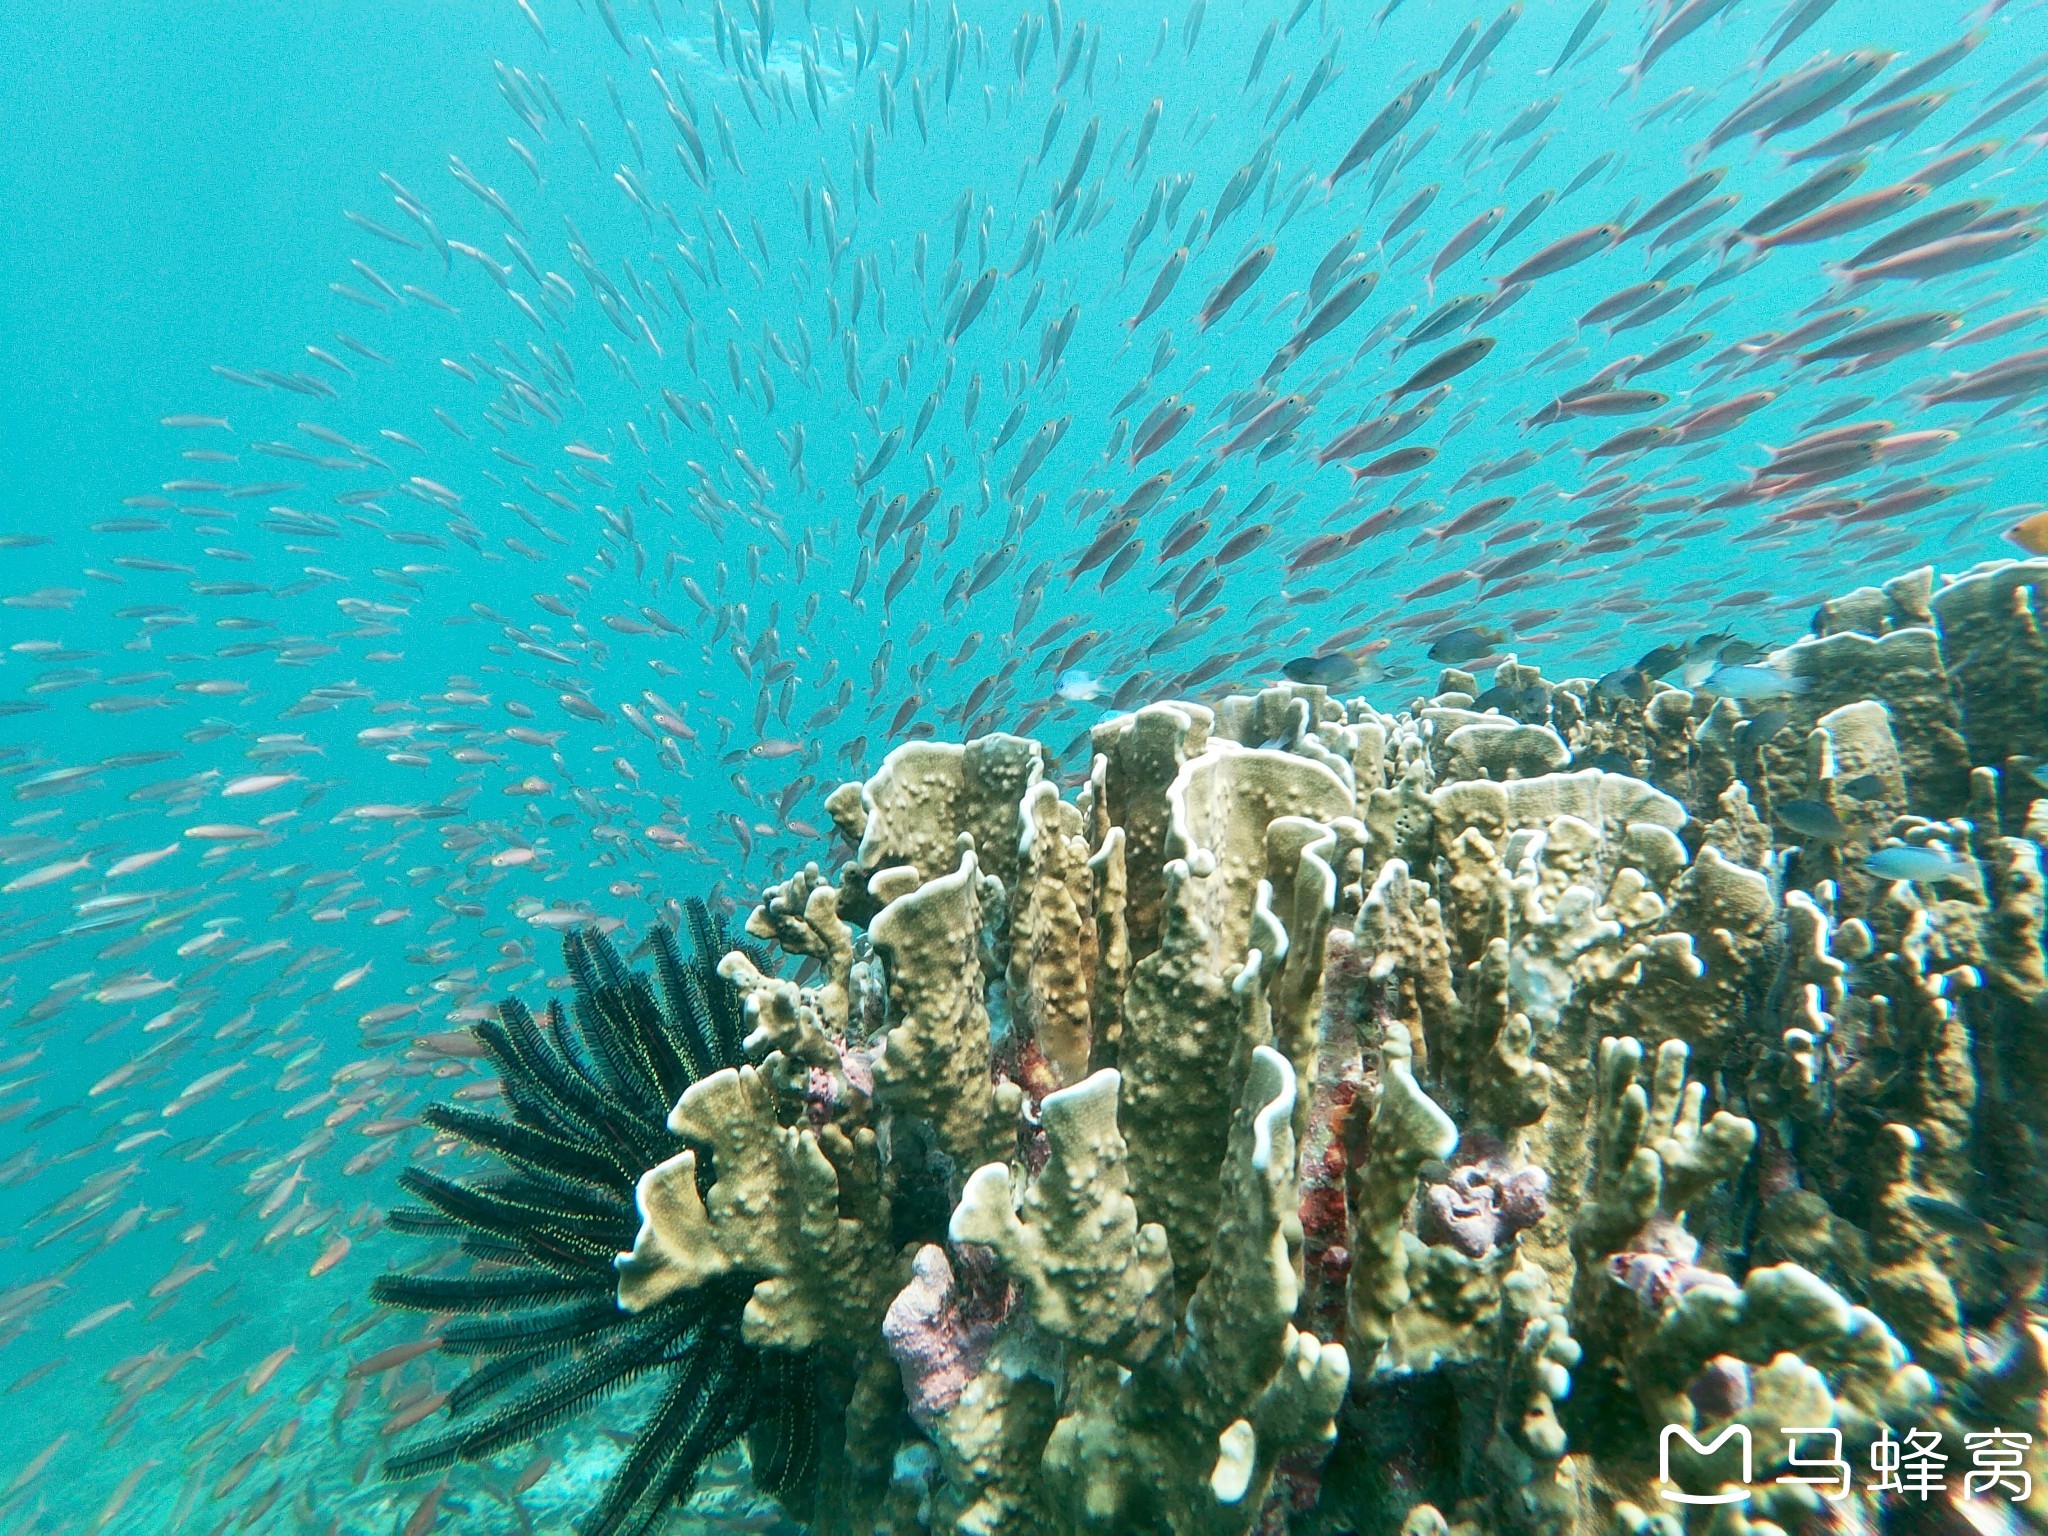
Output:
top-left (1658, 1423), bottom-right (1752, 1505)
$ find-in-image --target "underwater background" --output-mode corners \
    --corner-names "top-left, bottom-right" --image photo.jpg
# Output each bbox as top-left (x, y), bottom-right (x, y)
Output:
top-left (2, 0), bottom-right (2046, 1529)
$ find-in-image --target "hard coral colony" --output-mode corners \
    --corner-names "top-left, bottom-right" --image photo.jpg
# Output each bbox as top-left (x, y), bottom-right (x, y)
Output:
top-left (389, 555), bottom-right (2048, 1535)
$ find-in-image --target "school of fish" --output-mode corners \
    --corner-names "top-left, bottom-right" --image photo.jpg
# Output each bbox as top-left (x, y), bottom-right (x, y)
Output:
top-left (1, 0), bottom-right (2047, 1527)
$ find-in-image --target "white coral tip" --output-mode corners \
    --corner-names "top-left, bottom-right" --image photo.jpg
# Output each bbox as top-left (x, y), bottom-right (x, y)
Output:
top-left (1211, 1419), bottom-right (1257, 1504)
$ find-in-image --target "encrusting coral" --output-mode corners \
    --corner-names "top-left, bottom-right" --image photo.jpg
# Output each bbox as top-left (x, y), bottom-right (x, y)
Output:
top-left (385, 557), bottom-right (2048, 1535)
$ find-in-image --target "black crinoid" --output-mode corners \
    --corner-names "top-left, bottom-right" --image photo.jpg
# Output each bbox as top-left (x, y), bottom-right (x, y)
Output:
top-left (371, 899), bottom-right (821, 1536)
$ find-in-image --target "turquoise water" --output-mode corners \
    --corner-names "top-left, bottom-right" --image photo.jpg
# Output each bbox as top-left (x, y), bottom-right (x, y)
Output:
top-left (0, 0), bottom-right (2044, 1528)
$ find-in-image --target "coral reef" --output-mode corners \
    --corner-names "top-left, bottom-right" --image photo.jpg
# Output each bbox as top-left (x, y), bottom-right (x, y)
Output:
top-left (388, 557), bottom-right (2048, 1535)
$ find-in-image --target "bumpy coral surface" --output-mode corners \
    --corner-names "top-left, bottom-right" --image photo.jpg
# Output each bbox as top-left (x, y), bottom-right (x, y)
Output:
top-left (586, 558), bottom-right (2048, 1535)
